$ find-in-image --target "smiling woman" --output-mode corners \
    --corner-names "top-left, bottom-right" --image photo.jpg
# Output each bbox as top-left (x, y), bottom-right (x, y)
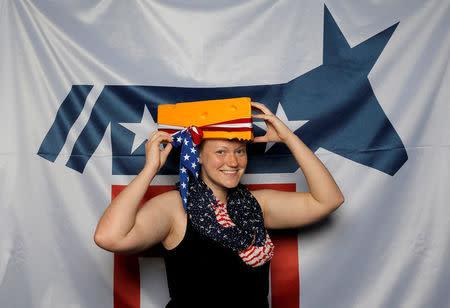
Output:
top-left (198, 139), bottom-right (248, 200)
top-left (93, 98), bottom-right (344, 308)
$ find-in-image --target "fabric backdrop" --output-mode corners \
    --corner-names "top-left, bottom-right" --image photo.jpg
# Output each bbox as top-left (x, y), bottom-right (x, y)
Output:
top-left (1, 1), bottom-right (449, 307)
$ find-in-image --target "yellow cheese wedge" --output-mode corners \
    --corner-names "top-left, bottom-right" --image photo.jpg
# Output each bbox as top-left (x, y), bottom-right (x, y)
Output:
top-left (157, 97), bottom-right (253, 140)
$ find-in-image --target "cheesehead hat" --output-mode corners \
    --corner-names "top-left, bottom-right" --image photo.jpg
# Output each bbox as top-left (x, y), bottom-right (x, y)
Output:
top-left (157, 97), bottom-right (253, 142)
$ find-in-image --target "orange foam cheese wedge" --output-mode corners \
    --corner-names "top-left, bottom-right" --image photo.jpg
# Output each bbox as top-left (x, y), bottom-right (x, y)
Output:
top-left (157, 97), bottom-right (253, 141)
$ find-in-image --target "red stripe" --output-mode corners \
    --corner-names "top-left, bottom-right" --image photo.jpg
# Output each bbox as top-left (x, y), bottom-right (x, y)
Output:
top-left (247, 249), bottom-right (273, 267)
top-left (270, 233), bottom-right (300, 308)
top-left (158, 129), bottom-right (178, 134)
top-left (203, 118), bottom-right (252, 126)
top-left (159, 127), bottom-right (252, 133)
top-left (201, 126), bottom-right (252, 132)
top-left (245, 248), bottom-right (263, 263)
top-left (114, 253), bottom-right (140, 308)
top-left (159, 118), bottom-right (252, 133)
top-left (213, 200), bottom-right (235, 227)
top-left (240, 246), bottom-right (255, 257)
top-left (249, 252), bottom-right (272, 267)
top-left (217, 219), bottom-right (233, 226)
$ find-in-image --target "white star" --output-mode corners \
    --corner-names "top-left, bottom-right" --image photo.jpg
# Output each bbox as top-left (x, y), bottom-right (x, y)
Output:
top-left (181, 167), bottom-right (187, 173)
top-left (184, 139), bottom-right (189, 146)
top-left (181, 182), bottom-right (187, 189)
top-left (190, 147), bottom-right (197, 153)
top-left (253, 102), bottom-right (308, 152)
top-left (191, 162), bottom-right (197, 168)
top-left (177, 136), bottom-right (182, 143)
top-left (183, 154), bottom-right (190, 161)
top-left (119, 105), bottom-right (158, 153)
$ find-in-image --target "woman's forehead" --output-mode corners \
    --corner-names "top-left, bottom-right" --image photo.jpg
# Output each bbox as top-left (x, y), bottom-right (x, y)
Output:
top-left (202, 139), bottom-right (247, 149)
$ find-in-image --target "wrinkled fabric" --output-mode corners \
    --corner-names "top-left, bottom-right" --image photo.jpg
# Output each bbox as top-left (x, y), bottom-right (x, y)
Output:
top-left (1, 1), bottom-right (449, 308)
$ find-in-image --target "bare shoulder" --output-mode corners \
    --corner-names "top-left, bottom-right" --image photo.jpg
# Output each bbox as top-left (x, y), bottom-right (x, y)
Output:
top-left (164, 190), bottom-right (185, 216)
top-left (146, 189), bottom-right (187, 250)
top-left (251, 188), bottom-right (293, 201)
top-left (147, 189), bottom-right (182, 204)
top-left (250, 189), bottom-right (273, 212)
top-left (141, 189), bottom-right (184, 215)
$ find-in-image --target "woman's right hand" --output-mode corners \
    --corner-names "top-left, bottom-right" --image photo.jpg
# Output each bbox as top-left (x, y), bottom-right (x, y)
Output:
top-left (144, 131), bottom-right (173, 173)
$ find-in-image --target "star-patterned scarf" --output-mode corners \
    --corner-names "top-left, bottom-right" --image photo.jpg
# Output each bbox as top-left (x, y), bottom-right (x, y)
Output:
top-left (176, 178), bottom-right (268, 253)
top-left (170, 126), bottom-right (202, 211)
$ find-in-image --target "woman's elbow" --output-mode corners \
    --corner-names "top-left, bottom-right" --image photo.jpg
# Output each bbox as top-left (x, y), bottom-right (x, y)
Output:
top-left (94, 230), bottom-right (141, 254)
top-left (323, 193), bottom-right (345, 212)
top-left (94, 231), bottom-right (106, 248)
top-left (94, 231), bottom-right (116, 252)
top-left (333, 193), bottom-right (345, 210)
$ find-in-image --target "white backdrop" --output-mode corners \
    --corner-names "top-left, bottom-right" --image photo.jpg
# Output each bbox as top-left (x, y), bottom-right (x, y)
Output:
top-left (1, 0), bottom-right (449, 307)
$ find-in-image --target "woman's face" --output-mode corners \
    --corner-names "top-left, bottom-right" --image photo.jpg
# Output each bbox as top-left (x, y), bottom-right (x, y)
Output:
top-left (198, 139), bottom-right (248, 191)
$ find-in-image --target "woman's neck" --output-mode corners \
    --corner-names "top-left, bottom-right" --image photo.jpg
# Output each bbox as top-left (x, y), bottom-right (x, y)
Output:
top-left (200, 175), bottom-right (228, 202)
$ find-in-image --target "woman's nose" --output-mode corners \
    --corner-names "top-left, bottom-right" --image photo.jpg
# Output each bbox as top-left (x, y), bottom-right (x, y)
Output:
top-left (226, 154), bottom-right (238, 167)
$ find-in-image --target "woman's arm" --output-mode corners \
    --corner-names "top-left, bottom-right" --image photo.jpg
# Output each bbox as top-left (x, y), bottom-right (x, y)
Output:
top-left (251, 102), bottom-right (344, 229)
top-left (94, 131), bottom-right (176, 253)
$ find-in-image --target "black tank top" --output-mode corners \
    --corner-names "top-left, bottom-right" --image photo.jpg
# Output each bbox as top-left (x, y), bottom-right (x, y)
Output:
top-left (163, 218), bottom-right (270, 308)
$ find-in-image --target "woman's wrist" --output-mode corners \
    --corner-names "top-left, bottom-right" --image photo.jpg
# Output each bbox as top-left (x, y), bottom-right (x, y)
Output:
top-left (282, 132), bottom-right (300, 147)
top-left (141, 164), bottom-right (158, 181)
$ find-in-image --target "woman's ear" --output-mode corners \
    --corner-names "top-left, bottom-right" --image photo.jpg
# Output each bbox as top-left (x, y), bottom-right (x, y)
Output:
top-left (198, 142), bottom-right (205, 164)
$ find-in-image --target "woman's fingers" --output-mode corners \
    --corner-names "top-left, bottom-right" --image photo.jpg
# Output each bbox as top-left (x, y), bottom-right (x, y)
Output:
top-left (147, 132), bottom-right (173, 151)
top-left (148, 131), bottom-right (172, 143)
top-left (146, 131), bottom-right (172, 152)
top-left (252, 106), bottom-right (294, 143)
top-left (252, 113), bottom-right (272, 121)
top-left (251, 101), bottom-right (274, 115)
top-left (162, 143), bottom-right (173, 156)
top-left (253, 135), bottom-right (268, 143)
top-left (144, 131), bottom-right (174, 172)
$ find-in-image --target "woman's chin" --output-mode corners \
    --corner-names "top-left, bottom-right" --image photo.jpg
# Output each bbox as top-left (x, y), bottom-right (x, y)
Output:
top-left (221, 178), bottom-right (241, 189)
top-left (201, 171), bottom-right (243, 190)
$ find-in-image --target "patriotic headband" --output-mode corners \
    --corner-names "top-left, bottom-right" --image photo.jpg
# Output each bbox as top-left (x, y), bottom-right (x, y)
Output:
top-left (157, 97), bottom-right (254, 210)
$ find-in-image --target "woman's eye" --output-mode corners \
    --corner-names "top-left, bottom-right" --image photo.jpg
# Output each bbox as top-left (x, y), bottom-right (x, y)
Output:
top-left (216, 151), bottom-right (224, 155)
top-left (236, 149), bottom-right (245, 155)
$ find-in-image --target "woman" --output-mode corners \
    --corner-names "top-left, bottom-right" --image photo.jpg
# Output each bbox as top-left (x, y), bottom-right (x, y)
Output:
top-left (94, 102), bottom-right (344, 307)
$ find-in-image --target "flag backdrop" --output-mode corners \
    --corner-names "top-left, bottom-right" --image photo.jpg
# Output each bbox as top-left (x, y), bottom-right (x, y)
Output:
top-left (1, 1), bottom-right (449, 307)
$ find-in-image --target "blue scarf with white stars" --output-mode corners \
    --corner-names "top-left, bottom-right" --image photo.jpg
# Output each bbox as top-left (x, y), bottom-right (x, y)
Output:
top-left (170, 128), bottom-right (201, 211)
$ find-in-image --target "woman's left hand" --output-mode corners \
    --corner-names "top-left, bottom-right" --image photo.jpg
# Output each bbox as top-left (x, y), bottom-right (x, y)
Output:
top-left (251, 102), bottom-right (295, 144)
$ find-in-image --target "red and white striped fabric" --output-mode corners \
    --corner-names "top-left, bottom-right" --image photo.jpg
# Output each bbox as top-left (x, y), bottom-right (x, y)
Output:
top-left (212, 198), bottom-right (275, 267)
top-left (158, 118), bottom-right (253, 134)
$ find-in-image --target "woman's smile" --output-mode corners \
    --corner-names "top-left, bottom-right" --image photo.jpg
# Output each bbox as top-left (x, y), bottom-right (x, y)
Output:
top-left (221, 170), bottom-right (239, 175)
